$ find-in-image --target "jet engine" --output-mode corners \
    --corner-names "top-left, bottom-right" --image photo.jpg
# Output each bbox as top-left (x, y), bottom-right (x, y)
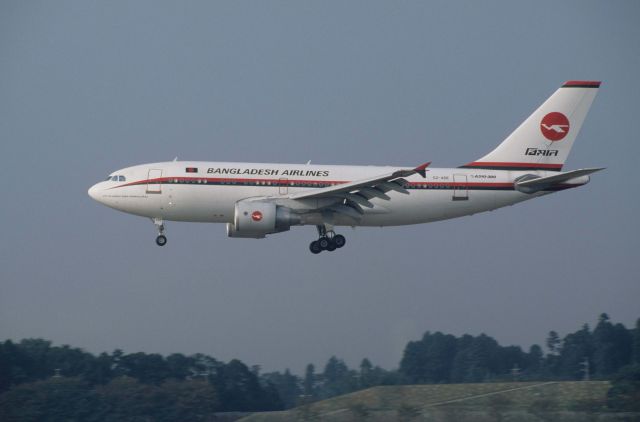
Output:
top-left (226, 200), bottom-right (301, 238)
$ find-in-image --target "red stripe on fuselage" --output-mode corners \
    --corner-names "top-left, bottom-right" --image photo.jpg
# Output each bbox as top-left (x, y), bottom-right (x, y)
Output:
top-left (108, 176), bottom-right (517, 190)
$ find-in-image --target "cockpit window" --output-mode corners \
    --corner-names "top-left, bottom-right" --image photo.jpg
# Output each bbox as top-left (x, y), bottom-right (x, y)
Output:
top-left (111, 176), bottom-right (118, 181)
top-left (118, 175), bottom-right (126, 181)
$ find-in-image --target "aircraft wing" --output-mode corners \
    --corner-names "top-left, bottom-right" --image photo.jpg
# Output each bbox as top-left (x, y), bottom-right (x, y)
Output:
top-left (287, 162), bottom-right (430, 220)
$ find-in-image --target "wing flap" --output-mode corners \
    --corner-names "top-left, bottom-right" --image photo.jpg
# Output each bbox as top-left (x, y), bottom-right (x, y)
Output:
top-left (289, 162), bottom-right (430, 201)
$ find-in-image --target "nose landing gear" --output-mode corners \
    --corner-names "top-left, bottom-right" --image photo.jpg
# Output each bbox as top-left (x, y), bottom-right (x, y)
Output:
top-left (153, 217), bottom-right (167, 246)
top-left (309, 225), bottom-right (346, 254)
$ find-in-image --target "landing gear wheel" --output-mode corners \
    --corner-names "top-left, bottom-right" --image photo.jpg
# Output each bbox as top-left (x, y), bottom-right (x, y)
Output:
top-left (318, 237), bottom-right (330, 250)
top-left (333, 234), bottom-right (346, 248)
top-left (309, 240), bottom-right (322, 254)
top-left (326, 239), bottom-right (337, 251)
top-left (155, 235), bottom-right (167, 246)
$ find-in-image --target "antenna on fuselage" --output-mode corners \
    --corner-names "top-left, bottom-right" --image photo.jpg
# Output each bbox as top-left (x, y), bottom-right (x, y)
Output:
top-left (173, 157), bottom-right (178, 162)
top-left (306, 160), bottom-right (311, 165)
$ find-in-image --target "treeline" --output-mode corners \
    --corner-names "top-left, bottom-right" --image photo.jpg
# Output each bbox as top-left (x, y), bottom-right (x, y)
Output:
top-left (0, 342), bottom-right (281, 417)
top-left (400, 313), bottom-right (639, 384)
top-left (1, 313), bottom-right (639, 420)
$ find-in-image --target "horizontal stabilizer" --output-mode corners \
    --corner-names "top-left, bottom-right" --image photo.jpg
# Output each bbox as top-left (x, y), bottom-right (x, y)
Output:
top-left (515, 168), bottom-right (605, 193)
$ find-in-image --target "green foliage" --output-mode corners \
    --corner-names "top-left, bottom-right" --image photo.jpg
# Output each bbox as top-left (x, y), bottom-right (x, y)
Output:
top-left (607, 364), bottom-right (640, 411)
top-left (261, 369), bottom-right (301, 409)
top-left (0, 377), bottom-right (99, 422)
top-left (633, 319), bottom-right (640, 365)
top-left (319, 356), bottom-right (358, 399)
top-left (0, 376), bottom-right (221, 422)
top-left (303, 363), bottom-right (316, 398)
top-left (593, 314), bottom-right (633, 377)
top-left (212, 359), bottom-right (283, 411)
top-left (399, 314), bottom-right (637, 386)
top-left (156, 379), bottom-right (219, 421)
top-left (400, 332), bottom-right (529, 384)
top-left (0, 340), bottom-right (279, 417)
top-left (546, 331), bottom-right (561, 355)
top-left (95, 376), bottom-right (167, 420)
top-left (400, 331), bottom-right (457, 383)
top-left (558, 324), bottom-right (593, 379)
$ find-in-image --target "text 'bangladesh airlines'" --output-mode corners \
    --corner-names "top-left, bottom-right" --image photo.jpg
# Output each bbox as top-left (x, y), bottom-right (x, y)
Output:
top-left (88, 81), bottom-right (603, 254)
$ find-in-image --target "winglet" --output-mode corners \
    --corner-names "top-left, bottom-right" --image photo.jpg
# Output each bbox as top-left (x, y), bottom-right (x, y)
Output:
top-left (414, 162), bottom-right (431, 178)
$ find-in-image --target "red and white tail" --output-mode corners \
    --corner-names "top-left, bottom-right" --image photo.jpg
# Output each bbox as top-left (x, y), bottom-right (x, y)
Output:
top-left (462, 81), bottom-right (600, 171)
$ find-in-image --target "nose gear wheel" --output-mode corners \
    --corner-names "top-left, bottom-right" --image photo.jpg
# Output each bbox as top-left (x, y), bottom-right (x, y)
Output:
top-left (152, 218), bottom-right (167, 247)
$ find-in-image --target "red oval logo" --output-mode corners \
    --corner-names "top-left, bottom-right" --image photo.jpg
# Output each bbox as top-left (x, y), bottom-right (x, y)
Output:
top-left (540, 112), bottom-right (570, 141)
top-left (251, 211), bottom-right (263, 222)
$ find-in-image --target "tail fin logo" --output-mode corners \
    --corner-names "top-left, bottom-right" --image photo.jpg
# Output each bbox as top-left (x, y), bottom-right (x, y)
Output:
top-left (540, 112), bottom-right (570, 141)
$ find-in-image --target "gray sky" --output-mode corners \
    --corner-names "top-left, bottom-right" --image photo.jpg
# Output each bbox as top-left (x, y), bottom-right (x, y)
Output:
top-left (1, 1), bottom-right (639, 374)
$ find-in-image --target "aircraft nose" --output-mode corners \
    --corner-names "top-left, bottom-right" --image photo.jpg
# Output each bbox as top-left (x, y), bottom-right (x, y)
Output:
top-left (88, 183), bottom-right (101, 201)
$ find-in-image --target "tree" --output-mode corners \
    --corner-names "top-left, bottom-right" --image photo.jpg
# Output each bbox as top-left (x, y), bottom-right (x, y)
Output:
top-left (117, 352), bottom-right (172, 384)
top-left (261, 369), bottom-right (301, 409)
top-left (192, 353), bottom-right (222, 380)
top-left (0, 377), bottom-right (99, 422)
top-left (359, 358), bottom-right (374, 389)
top-left (546, 331), bottom-right (561, 355)
top-left (592, 314), bottom-right (633, 377)
top-left (527, 344), bottom-right (544, 377)
top-left (95, 376), bottom-right (166, 421)
top-left (160, 379), bottom-right (220, 420)
top-left (166, 353), bottom-right (196, 380)
top-left (451, 334), bottom-right (501, 383)
top-left (84, 352), bottom-right (114, 385)
top-left (633, 318), bottom-right (640, 365)
top-left (319, 356), bottom-right (357, 399)
top-left (212, 359), bottom-right (282, 411)
top-left (303, 363), bottom-right (316, 399)
top-left (400, 332), bottom-right (457, 384)
top-left (557, 324), bottom-right (593, 379)
top-left (0, 340), bottom-right (29, 393)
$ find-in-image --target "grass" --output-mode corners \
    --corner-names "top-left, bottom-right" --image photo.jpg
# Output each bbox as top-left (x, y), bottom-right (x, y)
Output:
top-left (237, 381), bottom-right (620, 421)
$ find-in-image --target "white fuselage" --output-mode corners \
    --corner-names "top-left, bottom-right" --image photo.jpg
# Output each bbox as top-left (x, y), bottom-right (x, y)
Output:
top-left (88, 161), bottom-right (572, 228)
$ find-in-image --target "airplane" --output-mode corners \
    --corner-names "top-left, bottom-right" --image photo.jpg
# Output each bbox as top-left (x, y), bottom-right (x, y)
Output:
top-left (88, 81), bottom-right (603, 254)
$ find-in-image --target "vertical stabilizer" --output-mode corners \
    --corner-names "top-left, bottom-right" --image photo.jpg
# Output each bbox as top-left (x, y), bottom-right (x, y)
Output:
top-left (462, 81), bottom-right (600, 171)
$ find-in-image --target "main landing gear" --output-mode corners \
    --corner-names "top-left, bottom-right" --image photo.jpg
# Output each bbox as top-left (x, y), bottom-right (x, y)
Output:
top-left (153, 217), bottom-right (167, 246)
top-left (309, 225), bottom-right (346, 254)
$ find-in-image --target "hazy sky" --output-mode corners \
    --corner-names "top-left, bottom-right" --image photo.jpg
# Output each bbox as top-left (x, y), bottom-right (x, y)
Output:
top-left (1, 1), bottom-right (639, 374)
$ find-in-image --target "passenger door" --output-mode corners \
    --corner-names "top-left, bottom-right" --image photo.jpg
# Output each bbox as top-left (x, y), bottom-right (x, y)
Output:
top-left (452, 174), bottom-right (468, 201)
top-left (146, 169), bottom-right (163, 194)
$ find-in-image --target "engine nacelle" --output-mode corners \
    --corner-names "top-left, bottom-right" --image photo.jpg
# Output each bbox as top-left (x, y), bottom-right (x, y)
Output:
top-left (226, 201), bottom-right (301, 238)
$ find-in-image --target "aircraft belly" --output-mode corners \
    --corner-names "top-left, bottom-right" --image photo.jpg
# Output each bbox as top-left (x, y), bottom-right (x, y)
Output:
top-left (341, 190), bottom-right (501, 227)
